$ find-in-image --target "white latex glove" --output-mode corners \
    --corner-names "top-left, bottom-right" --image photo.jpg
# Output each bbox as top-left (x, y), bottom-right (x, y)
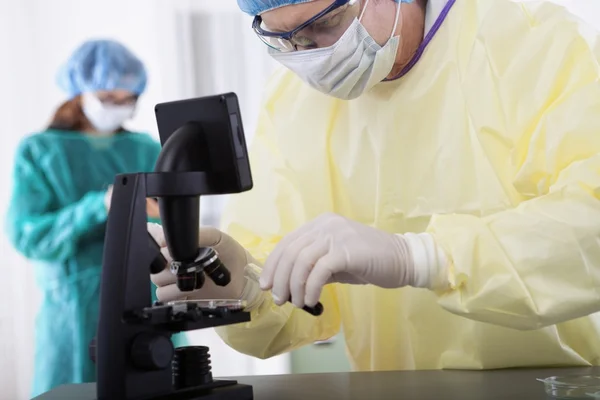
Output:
top-left (260, 213), bottom-right (448, 308)
top-left (148, 223), bottom-right (263, 309)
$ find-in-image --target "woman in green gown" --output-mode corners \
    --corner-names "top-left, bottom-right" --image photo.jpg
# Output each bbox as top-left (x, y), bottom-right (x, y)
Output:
top-left (6, 39), bottom-right (185, 398)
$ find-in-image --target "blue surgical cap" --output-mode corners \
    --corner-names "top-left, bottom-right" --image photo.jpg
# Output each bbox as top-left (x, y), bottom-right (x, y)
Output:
top-left (56, 39), bottom-right (148, 98)
top-left (237, 0), bottom-right (411, 16)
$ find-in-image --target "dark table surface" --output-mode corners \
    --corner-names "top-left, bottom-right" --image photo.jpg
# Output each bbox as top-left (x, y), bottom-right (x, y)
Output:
top-left (34, 367), bottom-right (600, 400)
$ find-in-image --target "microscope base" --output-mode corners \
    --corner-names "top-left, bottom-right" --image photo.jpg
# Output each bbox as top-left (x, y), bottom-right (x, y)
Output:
top-left (33, 381), bottom-right (253, 400)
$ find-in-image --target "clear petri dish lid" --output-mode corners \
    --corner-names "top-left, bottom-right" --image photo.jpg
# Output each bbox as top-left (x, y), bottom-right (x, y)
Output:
top-left (537, 375), bottom-right (600, 399)
top-left (166, 299), bottom-right (246, 310)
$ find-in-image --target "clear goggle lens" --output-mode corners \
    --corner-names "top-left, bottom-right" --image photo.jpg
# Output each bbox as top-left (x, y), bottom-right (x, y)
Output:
top-left (258, 0), bottom-right (360, 52)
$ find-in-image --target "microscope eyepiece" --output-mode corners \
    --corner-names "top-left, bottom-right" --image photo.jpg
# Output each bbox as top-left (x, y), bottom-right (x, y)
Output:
top-left (171, 247), bottom-right (231, 292)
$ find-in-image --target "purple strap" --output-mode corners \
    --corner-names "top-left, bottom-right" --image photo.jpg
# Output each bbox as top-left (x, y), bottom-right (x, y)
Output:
top-left (385, 0), bottom-right (457, 81)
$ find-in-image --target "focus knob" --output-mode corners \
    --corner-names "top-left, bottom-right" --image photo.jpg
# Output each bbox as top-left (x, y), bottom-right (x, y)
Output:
top-left (130, 333), bottom-right (174, 371)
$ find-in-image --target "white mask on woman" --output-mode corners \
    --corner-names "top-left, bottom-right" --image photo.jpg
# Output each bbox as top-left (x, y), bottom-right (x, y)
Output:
top-left (269, 0), bottom-right (403, 100)
top-left (81, 92), bottom-right (135, 134)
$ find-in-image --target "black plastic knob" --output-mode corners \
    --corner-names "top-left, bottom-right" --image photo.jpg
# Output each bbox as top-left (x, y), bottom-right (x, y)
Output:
top-left (173, 346), bottom-right (213, 389)
top-left (130, 333), bottom-right (174, 371)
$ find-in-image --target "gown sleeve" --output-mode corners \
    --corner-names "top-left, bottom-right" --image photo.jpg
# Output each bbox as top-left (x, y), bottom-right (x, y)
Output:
top-left (214, 72), bottom-right (342, 359)
top-left (428, 1), bottom-right (600, 330)
top-left (6, 138), bottom-right (107, 262)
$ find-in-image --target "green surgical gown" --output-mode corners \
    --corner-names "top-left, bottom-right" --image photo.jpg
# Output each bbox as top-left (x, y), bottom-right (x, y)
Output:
top-left (5, 130), bottom-right (186, 398)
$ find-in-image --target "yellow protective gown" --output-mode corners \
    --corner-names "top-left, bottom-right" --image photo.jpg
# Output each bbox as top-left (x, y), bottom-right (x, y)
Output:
top-left (216, 0), bottom-right (600, 370)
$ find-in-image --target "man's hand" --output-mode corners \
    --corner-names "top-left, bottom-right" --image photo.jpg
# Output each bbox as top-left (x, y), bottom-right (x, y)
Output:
top-left (148, 223), bottom-right (255, 302)
top-left (260, 213), bottom-right (418, 308)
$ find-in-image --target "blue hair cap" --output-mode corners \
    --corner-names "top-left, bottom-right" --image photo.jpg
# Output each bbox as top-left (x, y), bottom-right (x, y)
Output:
top-left (56, 39), bottom-right (148, 98)
top-left (238, 0), bottom-right (412, 16)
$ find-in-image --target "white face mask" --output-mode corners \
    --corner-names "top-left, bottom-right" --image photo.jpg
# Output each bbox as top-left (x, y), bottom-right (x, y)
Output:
top-left (269, 0), bottom-right (402, 100)
top-left (81, 92), bottom-right (136, 134)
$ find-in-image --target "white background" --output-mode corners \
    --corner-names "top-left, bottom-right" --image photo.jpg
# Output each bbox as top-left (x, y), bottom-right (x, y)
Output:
top-left (0, 0), bottom-right (598, 399)
top-left (0, 1), bottom-right (282, 399)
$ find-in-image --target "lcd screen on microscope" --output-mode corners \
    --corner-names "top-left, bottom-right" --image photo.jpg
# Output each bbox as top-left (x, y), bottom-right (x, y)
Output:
top-left (154, 93), bottom-right (252, 193)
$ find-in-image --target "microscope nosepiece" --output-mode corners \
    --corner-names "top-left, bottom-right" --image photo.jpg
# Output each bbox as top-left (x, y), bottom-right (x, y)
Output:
top-left (172, 247), bottom-right (231, 292)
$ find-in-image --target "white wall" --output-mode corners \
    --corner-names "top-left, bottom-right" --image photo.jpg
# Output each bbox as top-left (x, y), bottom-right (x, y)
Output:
top-left (0, 0), bottom-right (599, 399)
top-left (0, 1), bottom-right (281, 399)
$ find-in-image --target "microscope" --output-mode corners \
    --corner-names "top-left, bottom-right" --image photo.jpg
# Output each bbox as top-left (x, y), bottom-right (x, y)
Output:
top-left (34, 93), bottom-right (323, 400)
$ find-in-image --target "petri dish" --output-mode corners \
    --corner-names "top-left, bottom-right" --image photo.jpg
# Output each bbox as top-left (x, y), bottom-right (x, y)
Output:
top-left (537, 375), bottom-right (600, 399)
top-left (167, 299), bottom-right (246, 310)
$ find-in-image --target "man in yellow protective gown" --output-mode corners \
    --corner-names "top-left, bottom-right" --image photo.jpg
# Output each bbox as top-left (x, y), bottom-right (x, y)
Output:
top-left (149, 0), bottom-right (600, 371)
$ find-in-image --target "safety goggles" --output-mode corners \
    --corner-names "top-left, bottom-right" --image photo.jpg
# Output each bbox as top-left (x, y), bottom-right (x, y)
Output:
top-left (252, 0), bottom-right (361, 52)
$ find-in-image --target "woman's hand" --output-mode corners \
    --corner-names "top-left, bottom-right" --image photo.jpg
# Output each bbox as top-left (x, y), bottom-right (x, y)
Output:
top-left (104, 186), bottom-right (160, 219)
top-left (104, 185), bottom-right (113, 211)
top-left (146, 198), bottom-right (160, 219)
